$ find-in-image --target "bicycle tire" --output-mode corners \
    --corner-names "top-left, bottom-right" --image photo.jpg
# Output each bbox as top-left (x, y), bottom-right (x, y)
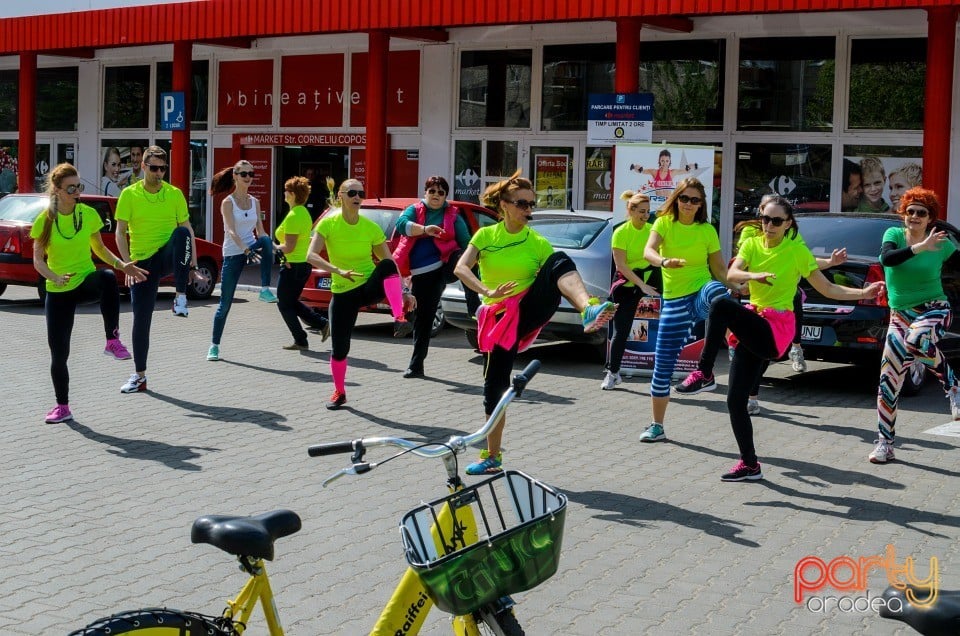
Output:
top-left (474, 605), bottom-right (525, 636)
top-left (68, 608), bottom-right (239, 635)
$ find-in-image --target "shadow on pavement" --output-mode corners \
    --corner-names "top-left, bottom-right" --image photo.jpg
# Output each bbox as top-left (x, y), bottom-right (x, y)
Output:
top-left (65, 419), bottom-right (219, 471)
top-left (147, 390), bottom-right (292, 431)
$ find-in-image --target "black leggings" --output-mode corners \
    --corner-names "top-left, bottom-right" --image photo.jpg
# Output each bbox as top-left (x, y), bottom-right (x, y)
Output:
top-left (701, 296), bottom-right (781, 466)
top-left (607, 267), bottom-right (662, 374)
top-left (329, 259), bottom-right (400, 360)
top-left (748, 288), bottom-right (804, 395)
top-left (45, 268), bottom-right (121, 404)
top-left (482, 252), bottom-right (577, 414)
top-left (277, 262), bottom-right (326, 346)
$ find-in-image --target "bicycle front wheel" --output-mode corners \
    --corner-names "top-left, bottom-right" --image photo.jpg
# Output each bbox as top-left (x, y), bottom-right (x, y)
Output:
top-left (68, 608), bottom-right (238, 635)
top-left (473, 605), bottom-right (524, 636)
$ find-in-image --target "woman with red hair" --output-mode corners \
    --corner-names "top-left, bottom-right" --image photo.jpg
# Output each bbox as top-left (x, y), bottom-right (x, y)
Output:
top-left (871, 187), bottom-right (960, 464)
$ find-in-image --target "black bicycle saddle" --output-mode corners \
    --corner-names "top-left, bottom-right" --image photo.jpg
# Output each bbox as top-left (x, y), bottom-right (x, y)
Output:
top-left (191, 509), bottom-right (302, 561)
top-left (879, 584), bottom-right (960, 636)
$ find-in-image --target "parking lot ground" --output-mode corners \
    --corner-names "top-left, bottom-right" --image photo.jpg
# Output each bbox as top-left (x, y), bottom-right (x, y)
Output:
top-left (1, 280), bottom-right (957, 635)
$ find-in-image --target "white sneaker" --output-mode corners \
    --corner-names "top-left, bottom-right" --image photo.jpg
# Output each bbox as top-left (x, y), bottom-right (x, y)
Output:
top-left (601, 371), bottom-right (622, 391)
top-left (868, 438), bottom-right (895, 464)
top-left (949, 386), bottom-right (960, 420)
top-left (747, 399), bottom-right (760, 415)
top-left (120, 373), bottom-right (147, 393)
top-left (173, 295), bottom-right (189, 317)
top-left (789, 346), bottom-right (806, 373)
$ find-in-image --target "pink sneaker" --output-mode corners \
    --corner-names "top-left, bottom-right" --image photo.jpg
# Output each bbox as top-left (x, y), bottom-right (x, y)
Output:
top-left (104, 338), bottom-right (132, 360)
top-left (45, 404), bottom-right (73, 423)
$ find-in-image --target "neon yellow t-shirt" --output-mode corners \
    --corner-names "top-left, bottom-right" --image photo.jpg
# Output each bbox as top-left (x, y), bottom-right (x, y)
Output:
top-left (30, 204), bottom-right (102, 292)
top-left (115, 181), bottom-right (189, 261)
top-left (314, 210), bottom-right (387, 293)
top-left (275, 205), bottom-right (313, 264)
top-left (738, 236), bottom-right (817, 310)
top-left (470, 223), bottom-right (554, 305)
top-left (611, 221), bottom-right (652, 288)
top-left (650, 214), bottom-right (720, 299)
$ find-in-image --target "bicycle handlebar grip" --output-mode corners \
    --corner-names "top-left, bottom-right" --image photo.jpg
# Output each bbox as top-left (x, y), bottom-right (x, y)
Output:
top-left (308, 441), bottom-right (355, 457)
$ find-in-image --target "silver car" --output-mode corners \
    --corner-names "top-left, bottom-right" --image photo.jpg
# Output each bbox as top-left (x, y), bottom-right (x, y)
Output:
top-left (440, 210), bottom-right (615, 350)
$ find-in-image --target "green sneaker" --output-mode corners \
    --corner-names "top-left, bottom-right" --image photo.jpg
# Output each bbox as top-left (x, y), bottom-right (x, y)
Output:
top-left (465, 450), bottom-right (503, 475)
top-left (639, 423), bottom-right (666, 443)
top-left (207, 344), bottom-right (220, 361)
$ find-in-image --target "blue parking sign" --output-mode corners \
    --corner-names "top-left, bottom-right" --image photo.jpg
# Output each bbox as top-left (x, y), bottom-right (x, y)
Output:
top-left (160, 92), bottom-right (186, 131)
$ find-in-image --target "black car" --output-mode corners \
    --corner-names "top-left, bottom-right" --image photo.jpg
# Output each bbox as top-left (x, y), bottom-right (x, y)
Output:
top-left (794, 212), bottom-right (960, 394)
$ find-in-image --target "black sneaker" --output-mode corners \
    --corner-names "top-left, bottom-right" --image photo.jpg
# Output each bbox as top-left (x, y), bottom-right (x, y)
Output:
top-left (720, 460), bottom-right (763, 482)
top-left (326, 390), bottom-right (347, 410)
top-left (675, 370), bottom-right (716, 395)
top-left (393, 318), bottom-right (413, 338)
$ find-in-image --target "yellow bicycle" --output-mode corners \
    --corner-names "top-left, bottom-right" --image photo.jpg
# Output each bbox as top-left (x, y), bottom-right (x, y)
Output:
top-left (70, 360), bottom-right (566, 636)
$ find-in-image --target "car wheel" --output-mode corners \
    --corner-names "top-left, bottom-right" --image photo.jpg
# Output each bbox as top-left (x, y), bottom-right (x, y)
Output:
top-left (430, 304), bottom-right (445, 338)
top-left (901, 360), bottom-right (926, 397)
top-left (186, 258), bottom-right (218, 300)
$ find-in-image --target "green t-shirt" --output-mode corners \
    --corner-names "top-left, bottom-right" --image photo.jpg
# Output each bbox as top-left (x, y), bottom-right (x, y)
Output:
top-left (314, 210), bottom-right (387, 293)
top-left (738, 236), bottom-right (817, 311)
top-left (30, 204), bottom-right (101, 292)
top-left (115, 181), bottom-right (189, 261)
top-left (470, 223), bottom-right (554, 305)
top-left (611, 221), bottom-right (652, 287)
top-left (275, 205), bottom-right (313, 264)
top-left (882, 226), bottom-right (956, 310)
top-left (650, 214), bottom-right (721, 299)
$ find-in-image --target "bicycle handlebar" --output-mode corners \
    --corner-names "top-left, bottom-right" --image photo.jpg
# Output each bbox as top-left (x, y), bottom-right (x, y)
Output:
top-left (309, 359), bottom-right (541, 486)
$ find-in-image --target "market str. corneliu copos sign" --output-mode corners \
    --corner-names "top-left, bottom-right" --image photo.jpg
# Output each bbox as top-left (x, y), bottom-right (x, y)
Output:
top-left (587, 93), bottom-right (654, 144)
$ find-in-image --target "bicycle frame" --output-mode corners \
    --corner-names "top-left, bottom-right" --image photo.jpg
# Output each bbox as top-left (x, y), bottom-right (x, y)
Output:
top-left (222, 557), bottom-right (285, 635)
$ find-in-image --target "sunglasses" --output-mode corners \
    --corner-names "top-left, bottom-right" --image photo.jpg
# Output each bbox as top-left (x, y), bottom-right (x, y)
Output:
top-left (426, 188), bottom-right (447, 196)
top-left (677, 194), bottom-right (703, 205)
top-left (905, 207), bottom-right (929, 218)
top-left (342, 189), bottom-right (366, 199)
top-left (507, 199), bottom-right (536, 211)
top-left (759, 215), bottom-right (788, 227)
top-left (146, 164), bottom-right (168, 173)
top-left (64, 183), bottom-right (85, 195)
top-left (235, 171), bottom-right (255, 178)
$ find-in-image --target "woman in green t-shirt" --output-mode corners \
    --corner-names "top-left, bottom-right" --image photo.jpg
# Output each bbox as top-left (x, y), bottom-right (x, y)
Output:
top-left (872, 187), bottom-right (960, 464)
top-left (32, 163), bottom-right (146, 424)
top-left (454, 170), bottom-right (616, 475)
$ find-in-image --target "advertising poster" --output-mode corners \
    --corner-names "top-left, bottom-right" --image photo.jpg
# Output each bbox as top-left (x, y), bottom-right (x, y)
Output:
top-left (534, 154), bottom-right (568, 209)
top-left (584, 148), bottom-right (613, 211)
top-left (99, 141), bottom-right (149, 196)
top-left (612, 143), bottom-right (715, 221)
top-left (610, 297), bottom-right (704, 378)
top-left (841, 155), bottom-right (922, 213)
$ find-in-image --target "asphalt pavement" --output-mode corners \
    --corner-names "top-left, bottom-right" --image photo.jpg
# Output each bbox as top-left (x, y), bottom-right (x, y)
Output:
top-left (2, 266), bottom-right (958, 635)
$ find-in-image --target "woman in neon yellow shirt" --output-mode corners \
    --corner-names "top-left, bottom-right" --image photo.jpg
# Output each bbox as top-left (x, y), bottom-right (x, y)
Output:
top-left (32, 163), bottom-right (146, 423)
top-left (454, 170), bottom-right (616, 475)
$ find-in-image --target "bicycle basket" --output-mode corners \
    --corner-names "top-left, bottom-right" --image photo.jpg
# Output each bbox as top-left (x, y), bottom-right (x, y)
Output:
top-left (399, 469), bottom-right (567, 616)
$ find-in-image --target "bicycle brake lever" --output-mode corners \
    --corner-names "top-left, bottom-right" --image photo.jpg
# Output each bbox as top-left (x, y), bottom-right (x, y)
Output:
top-left (321, 462), bottom-right (373, 487)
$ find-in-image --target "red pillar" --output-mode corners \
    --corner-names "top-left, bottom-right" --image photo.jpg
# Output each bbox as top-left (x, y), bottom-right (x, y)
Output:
top-left (365, 31), bottom-right (389, 198)
top-left (923, 7), bottom-right (957, 202)
top-left (615, 18), bottom-right (641, 93)
top-left (171, 41), bottom-right (192, 193)
top-left (18, 52), bottom-right (37, 193)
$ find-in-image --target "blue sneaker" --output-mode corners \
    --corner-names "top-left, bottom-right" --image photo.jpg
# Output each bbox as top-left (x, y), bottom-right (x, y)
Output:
top-left (259, 288), bottom-right (279, 303)
top-left (639, 423), bottom-right (666, 443)
top-left (465, 450), bottom-right (503, 475)
top-left (207, 344), bottom-right (220, 361)
top-left (582, 300), bottom-right (616, 333)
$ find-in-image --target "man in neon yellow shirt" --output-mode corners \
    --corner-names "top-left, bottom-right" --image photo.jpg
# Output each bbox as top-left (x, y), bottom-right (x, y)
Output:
top-left (115, 145), bottom-right (205, 393)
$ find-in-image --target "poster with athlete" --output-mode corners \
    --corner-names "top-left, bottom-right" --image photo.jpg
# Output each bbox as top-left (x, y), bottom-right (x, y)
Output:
top-left (612, 143), bottom-right (715, 222)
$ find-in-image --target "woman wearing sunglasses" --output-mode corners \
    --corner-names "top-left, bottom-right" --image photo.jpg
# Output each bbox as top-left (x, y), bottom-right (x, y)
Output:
top-left (871, 187), bottom-right (960, 464)
top-left (307, 178), bottom-right (415, 410)
top-left (205, 160), bottom-right (280, 362)
top-left (31, 163), bottom-right (147, 423)
top-left (689, 196), bottom-right (883, 480)
top-left (454, 170), bottom-right (616, 475)
top-left (393, 175), bottom-right (476, 379)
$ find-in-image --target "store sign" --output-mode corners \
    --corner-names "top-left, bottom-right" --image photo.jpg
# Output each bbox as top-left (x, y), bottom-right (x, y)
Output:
top-left (218, 59), bottom-right (274, 126)
top-left (280, 54), bottom-right (345, 127)
top-left (234, 133), bottom-right (367, 146)
top-left (587, 93), bottom-right (654, 145)
top-left (350, 50), bottom-right (420, 127)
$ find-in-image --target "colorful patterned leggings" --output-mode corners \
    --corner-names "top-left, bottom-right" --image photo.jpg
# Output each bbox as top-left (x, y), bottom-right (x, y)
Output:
top-left (877, 300), bottom-right (957, 441)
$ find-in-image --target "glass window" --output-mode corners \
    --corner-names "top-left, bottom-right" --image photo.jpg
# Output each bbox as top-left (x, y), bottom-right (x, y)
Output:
top-left (0, 71), bottom-right (16, 131)
top-left (842, 145), bottom-right (923, 213)
top-left (103, 65), bottom-right (150, 129)
top-left (639, 40), bottom-right (725, 131)
top-left (738, 37), bottom-right (835, 132)
top-left (584, 147), bottom-right (612, 212)
top-left (38, 67), bottom-right (78, 131)
top-left (155, 61), bottom-right (209, 131)
top-left (848, 38), bottom-right (925, 130)
top-left (459, 50), bottom-right (531, 128)
top-left (453, 140), bottom-right (482, 203)
top-left (734, 143), bottom-right (832, 229)
top-left (0, 141), bottom-right (17, 195)
top-left (99, 139), bottom-right (150, 196)
top-left (485, 140), bottom-right (518, 180)
top-left (542, 44), bottom-right (614, 131)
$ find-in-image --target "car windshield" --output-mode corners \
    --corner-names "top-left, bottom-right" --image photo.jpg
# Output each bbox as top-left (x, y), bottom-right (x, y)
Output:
top-left (359, 207), bottom-right (401, 237)
top-left (797, 215), bottom-right (898, 260)
top-left (0, 195), bottom-right (46, 222)
top-left (529, 216), bottom-right (607, 250)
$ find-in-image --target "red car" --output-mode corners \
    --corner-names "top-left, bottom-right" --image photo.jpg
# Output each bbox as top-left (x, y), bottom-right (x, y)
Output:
top-left (0, 193), bottom-right (222, 301)
top-left (300, 198), bottom-right (499, 335)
